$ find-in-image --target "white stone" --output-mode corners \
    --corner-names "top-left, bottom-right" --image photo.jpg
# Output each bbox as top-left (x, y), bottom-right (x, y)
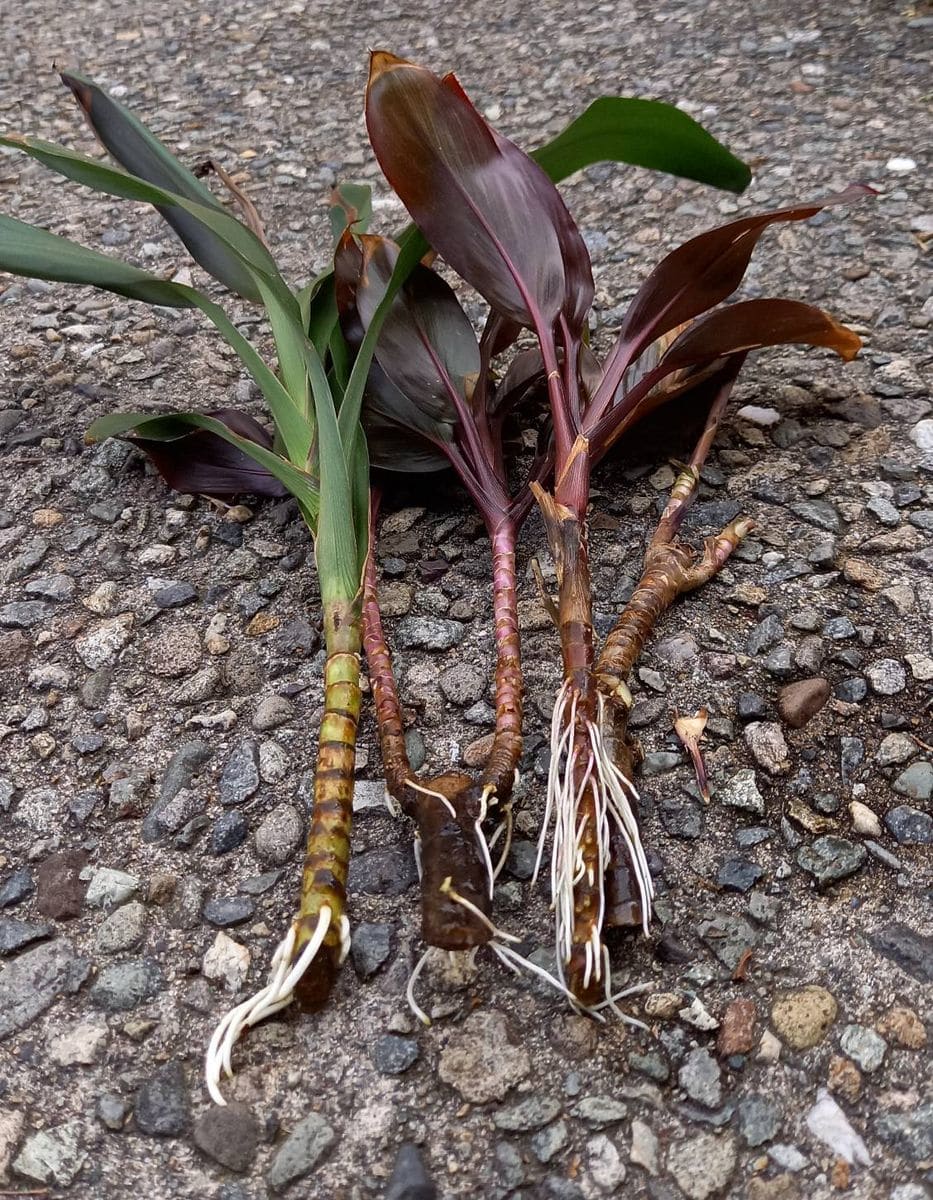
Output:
top-left (906, 652), bottom-right (933, 681)
top-left (679, 996), bottom-right (720, 1031)
top-left (736, 405), bottom-right (782, 426)
top-left (910, 418), bottom-right (933, 453)
top-left (849, 800), bottom-right (882, 837)
top-left (202, 931), bottom-right (251, 992)
top-left (757, 1030), bottom-right (782, 1062)
top-left (0, 1110), bottom-right (25, 1180)
top-left (885, 156), bottom-right (917, 172)
top-left (82, 867), bottom-right (140, 909)
top-left (587, 1134), bottom-right (626, 1192)
top-left (48, 1020), bottom-right (109, 1066)
top-left (82, 580), bottom-right (119, 615)
top-left (667, 1132), bottom-right (737, 1200)
top-left (630, 1119), bottom-right (658, 1175)
top-left (806, 1088), bottom-right (871, 1165)
top-left (74, 614), bottom-right (134, 668)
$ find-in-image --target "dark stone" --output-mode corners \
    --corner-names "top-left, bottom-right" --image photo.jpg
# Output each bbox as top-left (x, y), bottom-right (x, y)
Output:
top-left (506, 839), bottom-right (538, 879)
top-left (385, 1143), bottom-right (436, 1200)
top-left (0, 939), bottom-right (91, 1039)
top-left (874, 1105), bottom-right (933, 1163)
top-left (134, 1061), bottom-right (189, 1136)
top-left (0, 917), bottom-right (53, 956)
top-left (347, 846), bottom-right (418, 896)
top-left (0, 867), bottom-right (34, 909)
top-left (840, 737), bottom-right (865, 784)
top-left (884, 804), bottom-right (933, 845)
top-left (202, 897), bottom-right (255, 927)
top-left (373, 1034), bottom-right (419, 1075)
top-left (274, 617), bottom-right (319, 657)
top-left (239, 870), bottom-right (283, 896)
top-left (717, 859), bottom-right (763, 893)
top-left (144, 741), bottom-right (212, 842)
top-left (737, 1094), bottom-right (781, 1146)
top-left (90, 958), bottom-right (164, 1011)
top-left (219, 740), bottom-right (261, 806)
top-left (350, 922), bottom-right (392, 979)
top-left (193, 1103), bottom-right (260, 1173)
top-left (659, 796), bottom-right (703, 840)
top-left (823, 615), bottom-right (856, 640)
top-left (835, 677), bottom-right (867, 703)
top-left (791, 500), bottom-right (840, 532)
top-left (211, 810), bottom-right (249, 855)
top-left (36, 849), bottom-right (89, 919)
top-left (870, 925), bottom-right (933, 983)
top-left (265, 1113), bottom-right (335, 1191)
top-left (797, 837), bottom-right (866, 888)
top-left (747, 615), bottom-right (784, 655)
top-left (737, 693), bottom-right (769, 722)
top-left (153, 582), bottom-right (198, 609)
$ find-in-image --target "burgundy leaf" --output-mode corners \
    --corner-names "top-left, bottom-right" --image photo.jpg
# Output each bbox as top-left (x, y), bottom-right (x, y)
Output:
top-left (130, 408), bottom-right (287, 498)
top-left (592, 183), bottom-right (874, 420)
top-left (365, 51), bottom-right (593, 335)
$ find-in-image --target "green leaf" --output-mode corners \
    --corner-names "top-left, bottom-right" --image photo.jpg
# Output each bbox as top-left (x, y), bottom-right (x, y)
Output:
top-left (61, 71), bottom-right (263, 300)
top-left (0, 213), bottom-right (192, 307)
top-left (531, 96), bottom-right (751, 193)
top-left (0, 135), bottom-right (278, 299)
top-left (86, 410), bottom-right (319, 517)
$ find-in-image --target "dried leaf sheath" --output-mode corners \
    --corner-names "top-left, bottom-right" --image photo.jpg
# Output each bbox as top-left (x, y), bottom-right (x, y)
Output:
top-left (292, 600), bottom-right (361, 1010)
top-left (481, 520), bottom-right (523, 796)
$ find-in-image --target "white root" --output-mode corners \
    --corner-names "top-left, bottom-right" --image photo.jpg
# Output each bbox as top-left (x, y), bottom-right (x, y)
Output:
top-left (532, 682), bottom-right (655, 991)
top-left (205, 906), bottom-right (334, 1106)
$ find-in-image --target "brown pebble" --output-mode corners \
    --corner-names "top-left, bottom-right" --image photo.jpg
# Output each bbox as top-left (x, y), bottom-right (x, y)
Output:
top-left (36, 849), bottom-right (89, 919)
top-left (748, 1176), bottom-right (801, 1200)
top-left (717, 997), bottom-right (757, 1056)
top-left (827, 1053), bottom-right (862, 1102)
top-left (246, 612), bottom-right (280, 637)
top-left (32, 508), bottom-right (64, 528)
top-left (549, 1014), bottom-right (600, 1060)
top-left (147, 873), bottom-right (177, 906)
top-left (777, 677), bottom-right (830, 729)
top-left (462, 733), bottom-right (494, 769)
top-left (831, 1158), bottom-right (850, 1191)
top-left (771, 985), bottom-right (837, 1050)
top-left (0, 630), bottom-right (31, 667)
top-left (877, 1005), bottom-right (927, 1050)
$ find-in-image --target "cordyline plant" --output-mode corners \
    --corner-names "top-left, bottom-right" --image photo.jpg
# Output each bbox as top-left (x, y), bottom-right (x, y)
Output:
top-left (0, 64), bottom-right (755, 1073)
top-left (0, 74), bottom-right (430, 1102)
top-left (362, 51), bottom-right (869, 1008)
top-left (335, 65), bottom-right (755, 1014)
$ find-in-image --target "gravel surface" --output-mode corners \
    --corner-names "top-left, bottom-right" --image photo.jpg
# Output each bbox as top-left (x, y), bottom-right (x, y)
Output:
top-left (1, 2), bottom-right (931, 1198)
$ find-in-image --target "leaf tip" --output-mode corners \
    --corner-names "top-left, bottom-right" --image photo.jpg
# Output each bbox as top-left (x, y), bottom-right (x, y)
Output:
top-left (368, 49), bottom-right (408, 85)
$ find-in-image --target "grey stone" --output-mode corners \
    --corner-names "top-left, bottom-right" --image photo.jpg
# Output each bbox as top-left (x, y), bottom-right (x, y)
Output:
top-left (347, 845), bottom-right (418, 896)
top-left (253, 694), bottom-right (295, 730)
top-left (24, 573), bottom-right (75, 602)
top-left (791, 500), bottom-right (840, 532)
top-left (719, 769), bottom-right (765, 815)
top-left (193, 1103), bottom-right (260, 1173)
top-left (372, 1034), bottom-right (419, 1074)
top-left (220, 740), bottom-right (261, 805)
top-left (84, 867), bottom-right (139, 909)
top-left (642, 751), bottom-right (682, 775)
top-left (737, 1094), bottom-right (781, 1146)
top-left (840, 737), bottom-right (865, 784)
top-left (0, 600), bottom-right (50, 628)
top-left (893, 762), bottom-right (933, 802)
top-left (699, 914), bottom-right (758, 971)
top-left (75, 615), bottom-right (134, 669)
top-left (396, 616), bottom-right (466, 651)
top-left (744, 722), bottom-right (789, 774)
top-left (840, 1024), bottom-right (887, 1072)
top-left (12, 1120), bottom-right (86, 1187)
top-left (439, 662), bottom-right (486, 705)
top-left (571, 1097), bottom-right (629, 1128)
top-left (211, 809), bottom-right (249, 855)
top-left (350, 922), bottom-right (392, 979)
top-left (134, 1061), bottom-right (189, 1136)
top-left (667, 1132), bottom-right (737, 1200)
top-left (885, 803), bottom-right (933, 844)
top-left (90, 958), bottom-right (163, 1011)
top-left (660, 796), bottom-right (703, 840)
top-left (385, 1143), bottom-right (436, 1200)
top-left (266, 1113), bottom-right (336, 1192)
top-left (202, 896), bottom-right (255, 927)
top-left (0, 917), bottom-right (52, 956)
top-left (153, 582), bottom-right (198, 608)
top-left (531, 1121), bottom-right (569, 1164)
top-left (144, 741), bottom-right (212, 841)
top-left (493, 1096), bottom-right (562, 1132)
top-left (678, 1047), bottom-right (722, 1108)
top-left (865, 658), bottom-right (907, 695)
top-left (0, 939), bottom-right (91, 1039)
top-left (874, 1105), bottom-right (933, 1163)
top-left (437, 1010), bottom-right (530, 1103)
top-left (878, 733), bottom-right (920, 766)
top-left (95, 901), bottom-right (147, 953)
top-left (254, 802), bottom-right (303, 865)
top-left (747, 614), bottom-right (784, 655)
top-left (96, 1093), bottom-right (130, 1130)
top-left (870, 924), bottom-right (933, 983)
top-left (797, 837), bottom-right (867, 888)
top-left (823, 615), bottom-right (856, 640)
top-left (717, 858), bottom-right (763, 892)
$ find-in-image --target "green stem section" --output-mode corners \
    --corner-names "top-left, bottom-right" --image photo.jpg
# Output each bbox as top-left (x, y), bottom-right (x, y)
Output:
top-left (292, 596), bottom-right (361, 1011)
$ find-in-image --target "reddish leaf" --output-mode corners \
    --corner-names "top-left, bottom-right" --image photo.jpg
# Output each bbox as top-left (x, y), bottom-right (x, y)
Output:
top-left (130, 409), bottom-right (287, 497)
top-left (593, 184), bottom-right (874, 416)
top-left (365, 51), bottom-right (593, 334)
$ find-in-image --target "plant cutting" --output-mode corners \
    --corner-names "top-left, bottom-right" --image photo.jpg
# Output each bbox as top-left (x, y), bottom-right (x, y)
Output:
top-left (0, 73), bottom-right (425, 1103)
top-left (363, 50), bottom-right (869, 1007)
